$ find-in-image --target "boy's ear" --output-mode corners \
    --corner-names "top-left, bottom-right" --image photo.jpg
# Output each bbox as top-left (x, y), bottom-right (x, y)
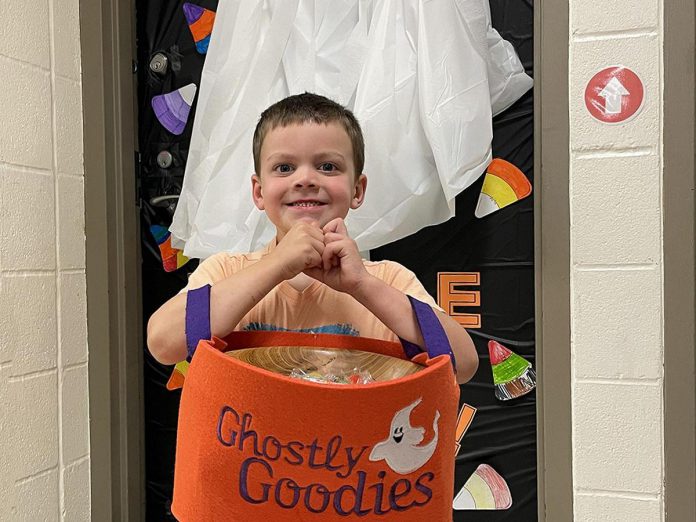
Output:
top-left (350, 174), bottom-right (367, 209)
top-left (251, 174), bottom-right (264, 210)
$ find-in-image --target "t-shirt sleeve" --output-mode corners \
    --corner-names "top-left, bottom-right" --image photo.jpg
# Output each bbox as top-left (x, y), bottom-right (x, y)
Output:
top-left (179, 253), bottom-right (235, 293)
top-left (379, 261), bottom-right (444, 312)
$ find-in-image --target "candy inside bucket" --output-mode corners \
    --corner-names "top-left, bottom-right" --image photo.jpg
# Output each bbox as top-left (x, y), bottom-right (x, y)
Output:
top-left (225, 346), bottom-right (424, 384)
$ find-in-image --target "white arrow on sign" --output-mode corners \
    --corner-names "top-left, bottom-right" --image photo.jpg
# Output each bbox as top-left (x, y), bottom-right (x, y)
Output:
top-left (599, 77), bottom-right (630, 114)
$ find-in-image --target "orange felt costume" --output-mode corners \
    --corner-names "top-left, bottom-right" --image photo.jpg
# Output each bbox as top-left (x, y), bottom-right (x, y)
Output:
top-left (172, 332), bottom-right (459, 521)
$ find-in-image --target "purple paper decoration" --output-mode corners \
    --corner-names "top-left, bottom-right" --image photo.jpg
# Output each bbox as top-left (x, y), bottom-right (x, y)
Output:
top-left (151, 83), bottom-right (197, 135)
top-left (183, 2), bottom-right (215, 54)
top-left (183, 3), bottom-right (204, 23)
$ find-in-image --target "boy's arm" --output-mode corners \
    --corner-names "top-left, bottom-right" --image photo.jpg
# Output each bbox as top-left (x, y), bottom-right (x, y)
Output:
top-left (147, 257), bottom-right (287, 365)
top-left (310, 218), bottom-right (478, 385)
top-left (147, 222), bottom-right (326, 365)
top-left (352, 276), bottom-right (479, 384)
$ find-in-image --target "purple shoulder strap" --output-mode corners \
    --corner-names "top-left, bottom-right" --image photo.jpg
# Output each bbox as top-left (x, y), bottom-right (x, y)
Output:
top-left (185, 284), bottom-right (212, 361)
top-left (400, 296), bottom-right (456, 371)
top-left (185, 286), bottom-right (454, 370)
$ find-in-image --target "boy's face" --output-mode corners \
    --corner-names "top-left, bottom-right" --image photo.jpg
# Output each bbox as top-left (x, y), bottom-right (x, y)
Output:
top-left (252, 122), bottom-right (367, 241)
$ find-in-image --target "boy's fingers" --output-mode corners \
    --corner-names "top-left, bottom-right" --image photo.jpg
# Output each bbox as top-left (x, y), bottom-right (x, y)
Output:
top-left (323, 240), bottom-right (353, 270)
top-left (298, 224), bottom-right (325, 245)
top-left (306, 248), bottom-right (323, 270)
top-left (310, 237), bottom-right (325, 255)
top-left (322, 218), bottom-right (339, 233)
top-left (302, 221), bottom-right (323, 235)
top-left (322, 241), bottom-right (342, 271)
top-left (323, 232), bottom-right (344, 244)
top-left (292, 220), bottom-right (322, 236)
top-left (323, 218), bottom-right (347, 236)
top-left (322, 244), bottom-right (335, 271)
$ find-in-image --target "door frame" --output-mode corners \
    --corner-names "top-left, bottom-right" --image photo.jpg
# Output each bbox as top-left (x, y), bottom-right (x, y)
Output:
top-left (534, 1), bottom-right (573, 519)
top-left (663, 1), bottom-right (696, 519)
top-left (81, 0), bottom-right (143, 519)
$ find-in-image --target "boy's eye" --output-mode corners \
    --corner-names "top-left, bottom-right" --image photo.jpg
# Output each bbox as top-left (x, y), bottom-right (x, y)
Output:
top-left (318, 163), bottom-right (336, 172)
top-left (276, 164), bottom-right (293, 174)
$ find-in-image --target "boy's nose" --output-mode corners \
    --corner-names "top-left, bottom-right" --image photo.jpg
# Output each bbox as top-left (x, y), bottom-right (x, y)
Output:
top-left (293, 166), bottom-right (318, 188)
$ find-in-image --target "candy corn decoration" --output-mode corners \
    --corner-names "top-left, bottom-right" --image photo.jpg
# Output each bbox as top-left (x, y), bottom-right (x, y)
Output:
top-left (151, 83), bottom-right (197, 135)
top-left (488, 340), bottom-right (536, 401)
top-left (150, 225), bottom-right (190, 272)
top-left (475, 158), bottom-right (532, 218)
top-left (454, 403), bottom-right (477, 456)
top-left (183, 3), bottom-right (216, 54)
top-left (167, 360), bottom-right (190, 390)
top-left (453, 464), bottom-right (512, 510)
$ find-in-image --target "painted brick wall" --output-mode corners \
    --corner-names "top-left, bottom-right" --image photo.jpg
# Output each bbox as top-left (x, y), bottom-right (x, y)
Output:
top-left (0, 0), bottom-right (90, 519)
top-left (569, 1), bottom-right (664, 520)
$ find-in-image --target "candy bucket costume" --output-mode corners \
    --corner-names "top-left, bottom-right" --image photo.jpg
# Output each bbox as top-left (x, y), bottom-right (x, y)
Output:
top-left (170, 286), bottom-right (460, 521)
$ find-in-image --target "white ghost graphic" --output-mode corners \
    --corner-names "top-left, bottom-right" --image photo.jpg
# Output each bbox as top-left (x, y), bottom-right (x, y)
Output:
top-left (369, 397), bottom-right (440, 474)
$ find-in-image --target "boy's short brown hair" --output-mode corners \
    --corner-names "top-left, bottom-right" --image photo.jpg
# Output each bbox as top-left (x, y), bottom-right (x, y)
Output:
top-left (252, 93), bottom-right (365, 177)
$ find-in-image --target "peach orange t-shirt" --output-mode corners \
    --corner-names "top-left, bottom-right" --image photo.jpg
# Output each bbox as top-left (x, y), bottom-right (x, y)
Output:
top-left (183, 241), bottom-right (440, 342)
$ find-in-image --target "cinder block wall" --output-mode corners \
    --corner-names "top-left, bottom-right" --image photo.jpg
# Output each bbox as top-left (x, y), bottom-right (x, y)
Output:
top-left (0, 0), bottom-right (90, 519)
top-left (570, 1), bottom-right (664, 520)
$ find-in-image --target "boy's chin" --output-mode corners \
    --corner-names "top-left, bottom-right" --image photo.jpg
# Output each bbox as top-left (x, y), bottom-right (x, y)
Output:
top-left (292, 214), bottom-right (345, 228)
top-left (283, 216), bottom-right (321, 229)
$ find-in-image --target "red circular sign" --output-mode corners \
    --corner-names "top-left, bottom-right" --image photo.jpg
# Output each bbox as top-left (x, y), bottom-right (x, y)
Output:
top-left (584, 66), bottom-right (644, 124)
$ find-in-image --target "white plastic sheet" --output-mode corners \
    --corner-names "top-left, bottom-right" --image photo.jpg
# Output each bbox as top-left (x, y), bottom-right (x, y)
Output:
top-left (170, 0), bottom-right (532, 259)
top-left (482, 0), bottom-right (534, 115)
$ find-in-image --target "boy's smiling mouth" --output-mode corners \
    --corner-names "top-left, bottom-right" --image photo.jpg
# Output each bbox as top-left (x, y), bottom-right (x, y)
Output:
top-left (287, 200), bottom-right (326, 208)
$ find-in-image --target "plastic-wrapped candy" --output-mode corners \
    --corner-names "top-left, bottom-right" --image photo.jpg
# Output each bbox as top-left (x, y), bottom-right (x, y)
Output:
top-left (222, 345), bottom-right (423, 385)
top-left (289, 367), bottom-right (376, 385)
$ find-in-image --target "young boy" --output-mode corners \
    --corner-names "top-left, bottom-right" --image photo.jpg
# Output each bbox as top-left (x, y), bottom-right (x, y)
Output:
top-left (147, 93), bottom-right (478, 384)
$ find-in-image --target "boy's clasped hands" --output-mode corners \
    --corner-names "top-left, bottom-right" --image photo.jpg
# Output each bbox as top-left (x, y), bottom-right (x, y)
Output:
top-left (272, 217), bottom-right (368, 295)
